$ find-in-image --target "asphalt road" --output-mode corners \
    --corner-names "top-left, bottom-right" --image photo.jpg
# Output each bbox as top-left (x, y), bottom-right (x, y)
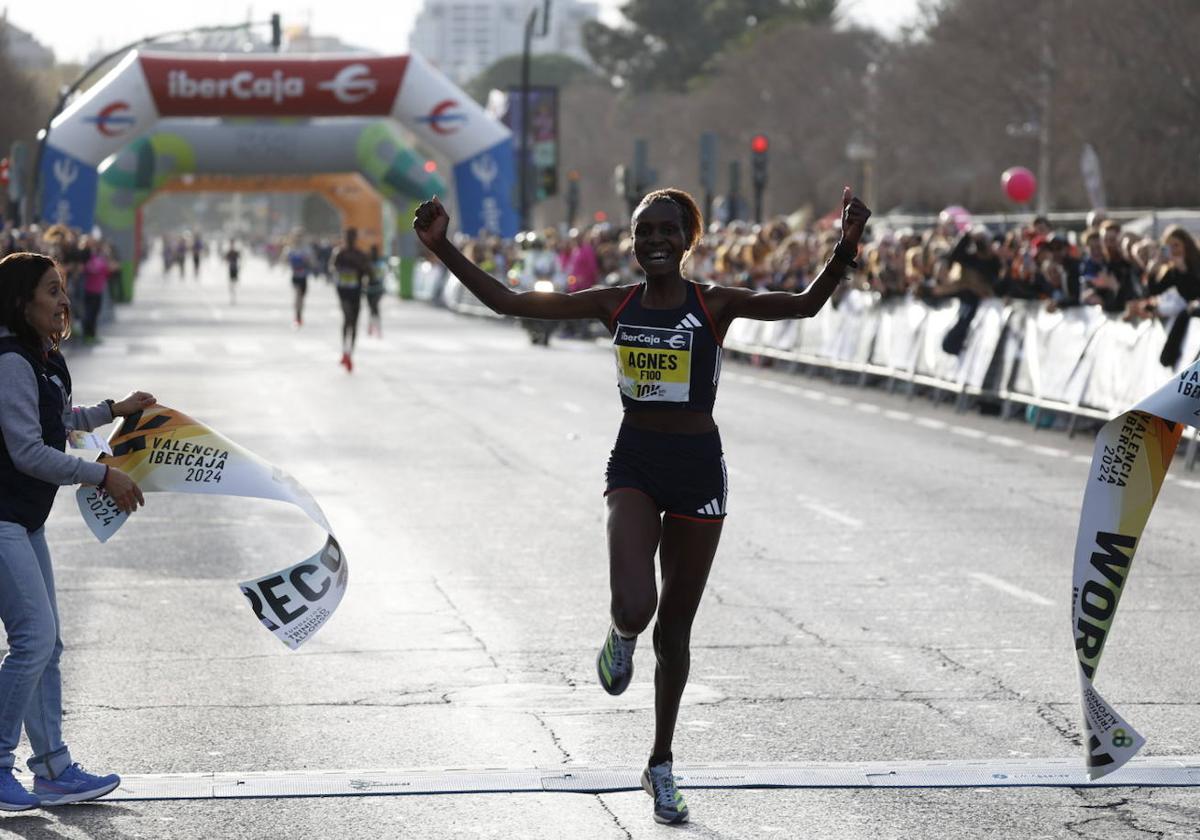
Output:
top-left (3, 253), bottom-right (1198, 839)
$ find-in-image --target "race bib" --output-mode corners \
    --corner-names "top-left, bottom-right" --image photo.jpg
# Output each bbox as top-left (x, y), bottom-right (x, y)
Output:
top-left (614, 324), bottom-right (692, 402)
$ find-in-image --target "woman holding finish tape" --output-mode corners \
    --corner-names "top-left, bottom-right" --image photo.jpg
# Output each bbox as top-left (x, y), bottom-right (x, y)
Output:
top-left (0, 252), bottom-right (153, 809)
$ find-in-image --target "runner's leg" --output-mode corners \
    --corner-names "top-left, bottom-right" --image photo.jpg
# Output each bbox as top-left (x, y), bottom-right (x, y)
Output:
top-left (650, 516), bottom-right (722, 764)
top-left (606, 490), bottom-right (661, 637)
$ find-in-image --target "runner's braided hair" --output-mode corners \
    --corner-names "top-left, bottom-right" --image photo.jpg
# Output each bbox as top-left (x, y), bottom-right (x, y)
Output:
top-left (633, 189), bottom-right (704, 259)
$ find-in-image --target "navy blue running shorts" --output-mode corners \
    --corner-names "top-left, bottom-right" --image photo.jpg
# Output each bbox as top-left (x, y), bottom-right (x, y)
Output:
top-left (604, 424), bottom-right (728, 521)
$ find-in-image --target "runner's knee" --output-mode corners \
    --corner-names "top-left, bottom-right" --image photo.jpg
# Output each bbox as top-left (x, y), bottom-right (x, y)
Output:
top-left (611, 594), bottom-right (655, 636)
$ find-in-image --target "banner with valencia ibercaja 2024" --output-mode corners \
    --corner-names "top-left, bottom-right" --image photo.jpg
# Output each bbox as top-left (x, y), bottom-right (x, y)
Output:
top-left (75, 406), bottom-right (346, 649)
top-left (1073, 359), bottom-right (1200, 778)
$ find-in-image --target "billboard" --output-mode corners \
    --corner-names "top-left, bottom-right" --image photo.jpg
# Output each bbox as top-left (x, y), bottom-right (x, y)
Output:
top-left (496, 85), bottom-right (559, 201)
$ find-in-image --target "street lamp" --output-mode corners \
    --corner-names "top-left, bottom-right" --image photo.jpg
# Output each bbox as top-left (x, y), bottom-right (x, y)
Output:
top-left (845, 135), bottom-right (875, 213)
top-left (519, 0), bottom-right (551, 232)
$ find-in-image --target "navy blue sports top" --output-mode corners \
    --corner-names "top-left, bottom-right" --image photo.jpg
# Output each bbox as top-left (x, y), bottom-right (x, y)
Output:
top-left (610, 281), bottom-right (723, 413)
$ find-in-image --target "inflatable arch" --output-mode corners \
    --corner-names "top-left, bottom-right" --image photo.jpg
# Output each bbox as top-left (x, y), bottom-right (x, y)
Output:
top-left (41, 50), bottom-right (516, 236)
top-left (97, 118), bottom-right (445, 297)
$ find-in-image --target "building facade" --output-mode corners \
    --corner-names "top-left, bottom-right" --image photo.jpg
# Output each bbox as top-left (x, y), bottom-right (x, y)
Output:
top-left (408, 0), bottom-right (599, 86)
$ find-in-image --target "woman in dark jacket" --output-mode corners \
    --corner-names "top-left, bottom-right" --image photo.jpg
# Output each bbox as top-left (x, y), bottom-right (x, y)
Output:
top-left (0, 252), bottom-right (152, 809)
top-left (1146, 226), bottom-right (1200, 368)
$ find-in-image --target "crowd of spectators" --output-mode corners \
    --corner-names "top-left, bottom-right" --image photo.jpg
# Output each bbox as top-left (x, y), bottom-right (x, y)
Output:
top-left (1, 221), bottom-right (123, 344)
top-left (446, 207), bottom-right (1200, 368)
top-left (9, 202), bottom-right (1200, 366)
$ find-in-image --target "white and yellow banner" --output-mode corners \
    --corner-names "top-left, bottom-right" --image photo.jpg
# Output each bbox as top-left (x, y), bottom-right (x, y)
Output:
top-left (1073, 361), bottom-right (1200, 778)
top-left (75, 405), bottom-right (346, 650)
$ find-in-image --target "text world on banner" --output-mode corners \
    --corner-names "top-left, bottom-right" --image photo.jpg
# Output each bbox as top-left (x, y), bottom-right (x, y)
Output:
top-left (1072, 362), bottom-right (1200, 778)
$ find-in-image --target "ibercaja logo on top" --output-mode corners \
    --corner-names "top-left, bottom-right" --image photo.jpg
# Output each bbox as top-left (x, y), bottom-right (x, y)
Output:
top-left (139, 56), bottom-right (409, 117)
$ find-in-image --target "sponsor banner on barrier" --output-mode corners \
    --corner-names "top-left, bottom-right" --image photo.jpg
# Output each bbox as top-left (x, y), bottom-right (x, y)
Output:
top-left (1072, 360), bottom-right (1200, 778)
top-left (453, 138), bottom-right (518, 238)
top-left (139, 53), bottom-right (408, 118)
top-left (39, 145), bottom-right (98, 229)
top-left (47, 51), bottom-right (160, 166)
top-left (75, 406), bottom-right (345, 649)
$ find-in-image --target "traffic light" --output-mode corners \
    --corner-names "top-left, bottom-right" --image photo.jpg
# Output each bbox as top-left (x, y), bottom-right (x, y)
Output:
top-left (751, 134), bottom-right (769, 188)
top-left (423, 159), bottom-right (438, 173)
top-left (270, 13), bottom-right (282, 51)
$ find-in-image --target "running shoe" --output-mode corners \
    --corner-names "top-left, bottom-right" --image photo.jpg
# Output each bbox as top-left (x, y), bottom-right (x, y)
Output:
top-left (339, 352), bottom-right (353, 372)
top-left (642, 760), bottom-right (688, 824)
top-left (0, 770), bottom-right (38, 811)
top-left (33, 763), bottom-right (120, 806)
top-left (596, 625), bottom-right (636, 695)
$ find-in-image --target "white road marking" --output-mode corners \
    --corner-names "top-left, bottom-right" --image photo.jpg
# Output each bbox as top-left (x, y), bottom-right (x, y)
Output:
top-left (796, 495), bottom-right (863, 528)
top-left (969, 572), bottom-right (1054, 606)
top-left (101, 755), bottom-right (1200, 800)
top-left (987, 435), bottom-right (1021, 448)
top-left (883, 409), bottom-right (913, 421)
top-left (855, 402), bottom-right (881, 414)
top-left (950, 426), bottom-right (986, 439)
top-left (1029, 444), bottom-right (1068, 458)
top-left (517, 384), bottom-right (537, 397)
top-left (916, 417), bottom-right (947, 430)
top-left (561, 401), bottom-right (582, 414)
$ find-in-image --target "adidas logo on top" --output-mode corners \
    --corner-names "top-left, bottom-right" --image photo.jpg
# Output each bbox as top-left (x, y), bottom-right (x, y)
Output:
top-left (675, 313), bottom-right (702, 330)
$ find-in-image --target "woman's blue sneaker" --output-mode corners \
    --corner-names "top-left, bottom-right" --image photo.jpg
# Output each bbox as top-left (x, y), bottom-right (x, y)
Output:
top-left (34, 763), bottom-right (120, 805)
top-left (0, 769), bottom-right (39, 811)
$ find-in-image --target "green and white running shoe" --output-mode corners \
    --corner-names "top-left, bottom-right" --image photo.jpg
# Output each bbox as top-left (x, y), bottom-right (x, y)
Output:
top-left (642, 760), bottom-right (689, 825)
top-left (596, 625), bottom-right (637, 695)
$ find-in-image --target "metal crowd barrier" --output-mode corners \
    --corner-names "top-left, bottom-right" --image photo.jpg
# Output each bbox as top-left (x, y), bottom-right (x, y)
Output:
top-left (724, 291), bottom-right (1200, 469)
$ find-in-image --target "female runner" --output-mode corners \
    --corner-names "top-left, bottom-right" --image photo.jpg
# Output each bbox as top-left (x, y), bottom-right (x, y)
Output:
top-left (414, 187), bottom-right (869, 825)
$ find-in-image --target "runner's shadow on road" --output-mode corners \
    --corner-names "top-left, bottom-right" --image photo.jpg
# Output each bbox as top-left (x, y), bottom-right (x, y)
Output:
top-left (0, 804), bottom-right (141, 839)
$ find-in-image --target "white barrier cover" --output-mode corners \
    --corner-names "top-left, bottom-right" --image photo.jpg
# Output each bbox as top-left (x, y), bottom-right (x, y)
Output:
top-left (869, 297), bottom-right (928, 371)
top-left (914, 302), bottom-right (961, 380)
top-left (825, 289), bottom-right (878, 364)
top-left (956, 300), bottom-right (1008, 390)
top-left (1015, 306), bottom-right (1105, 405)
top-left (75, 406), bottom-right (346, 649)
top-left (1080, 319), bottom-right (1171, 411)
top-left (1072, 359), bottom-right (1200, 778)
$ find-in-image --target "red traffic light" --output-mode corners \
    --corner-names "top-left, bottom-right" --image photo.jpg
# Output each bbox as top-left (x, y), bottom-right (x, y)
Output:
top-left (751, 134), bottom-right (769, 154)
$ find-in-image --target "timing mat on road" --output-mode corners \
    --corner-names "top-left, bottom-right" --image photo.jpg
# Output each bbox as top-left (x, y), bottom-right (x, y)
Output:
top-left (102, 757), bottom-right (1200, 800)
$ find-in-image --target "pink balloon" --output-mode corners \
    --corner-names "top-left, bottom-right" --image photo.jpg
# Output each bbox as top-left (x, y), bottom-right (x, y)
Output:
top-left (939, 205), bottom-right (972, 232)
top-left (1002, 167), bottom-right (1037, 203)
